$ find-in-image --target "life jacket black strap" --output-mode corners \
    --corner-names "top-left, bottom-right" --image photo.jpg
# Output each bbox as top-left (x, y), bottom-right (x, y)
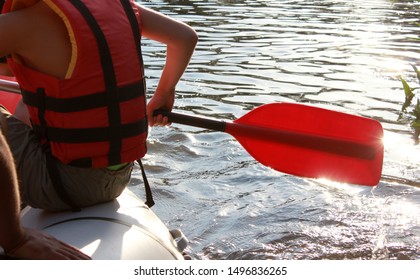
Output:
top-left (70, 0), bottom-right (122, 166)
top-left (137, 159), bottom-right (154, 208)
top-left (45, 149), bottom-right (81, 212)
top-left (32, 118), bottom-right (147, 144)
top-left (21, 81), bottom-right (144, 113)
top-left (120, 2), bottom-right (150, 210)
top-left (36, 88), bottom-right (48, 141)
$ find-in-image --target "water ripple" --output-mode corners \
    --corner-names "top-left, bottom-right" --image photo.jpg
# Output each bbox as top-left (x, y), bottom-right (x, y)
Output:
top-left (141, 0), bottom-right (419, 260)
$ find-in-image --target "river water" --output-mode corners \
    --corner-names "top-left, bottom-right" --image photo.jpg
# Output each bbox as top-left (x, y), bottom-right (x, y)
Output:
top-left (129, 0), bottom-right (420, 259)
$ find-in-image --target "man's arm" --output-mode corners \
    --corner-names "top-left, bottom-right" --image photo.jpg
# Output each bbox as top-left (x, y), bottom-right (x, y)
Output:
top-left (136, 4), bottom-right (198, 126)
top-left (0, 120), bottom-right (24, 254)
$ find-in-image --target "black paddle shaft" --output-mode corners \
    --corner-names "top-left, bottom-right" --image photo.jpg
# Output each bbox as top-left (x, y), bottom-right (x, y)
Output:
top-left (154, 110), bottom-right (227, 132)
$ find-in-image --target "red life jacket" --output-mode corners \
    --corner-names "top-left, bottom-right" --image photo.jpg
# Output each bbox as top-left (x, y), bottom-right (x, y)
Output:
top-left (4, 0), bottom-right (148, 168)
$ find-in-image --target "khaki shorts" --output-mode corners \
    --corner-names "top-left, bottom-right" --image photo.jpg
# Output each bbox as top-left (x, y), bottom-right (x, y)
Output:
top-left (0, 106), bottom-right (133, 212)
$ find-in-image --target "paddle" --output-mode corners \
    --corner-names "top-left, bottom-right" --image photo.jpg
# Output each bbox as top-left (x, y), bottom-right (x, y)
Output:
top-left (154, 104), bottom-right (384, 186)
top-left (0, 78), bottom-right (384, 186)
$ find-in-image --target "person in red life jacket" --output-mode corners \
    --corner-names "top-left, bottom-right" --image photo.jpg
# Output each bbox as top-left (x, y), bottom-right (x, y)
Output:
top-left (0, 0), bottom-right (198, 211)
top-left (0, 117), bottom-right (90, 259)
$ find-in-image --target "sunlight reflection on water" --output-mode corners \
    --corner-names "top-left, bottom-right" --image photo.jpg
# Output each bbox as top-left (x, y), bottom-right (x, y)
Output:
top-left (137, 0), bottom-right (420, 259)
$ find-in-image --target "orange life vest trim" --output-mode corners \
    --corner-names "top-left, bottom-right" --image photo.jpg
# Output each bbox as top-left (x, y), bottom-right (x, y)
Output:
top-left (43, 0), bottom-right (77, 78)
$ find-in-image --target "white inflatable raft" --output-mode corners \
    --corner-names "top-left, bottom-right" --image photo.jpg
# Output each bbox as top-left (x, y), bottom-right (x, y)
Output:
top-left (20, 189), bottom-right (187, 260)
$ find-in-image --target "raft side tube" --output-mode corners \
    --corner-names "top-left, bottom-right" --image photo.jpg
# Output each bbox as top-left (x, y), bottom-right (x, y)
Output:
top-left (19, 189), bottom-right (186, 260)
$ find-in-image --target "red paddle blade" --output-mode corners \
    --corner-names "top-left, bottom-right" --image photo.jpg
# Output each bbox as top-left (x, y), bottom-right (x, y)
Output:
top-left (225, 103), bottom-right (384, 186)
